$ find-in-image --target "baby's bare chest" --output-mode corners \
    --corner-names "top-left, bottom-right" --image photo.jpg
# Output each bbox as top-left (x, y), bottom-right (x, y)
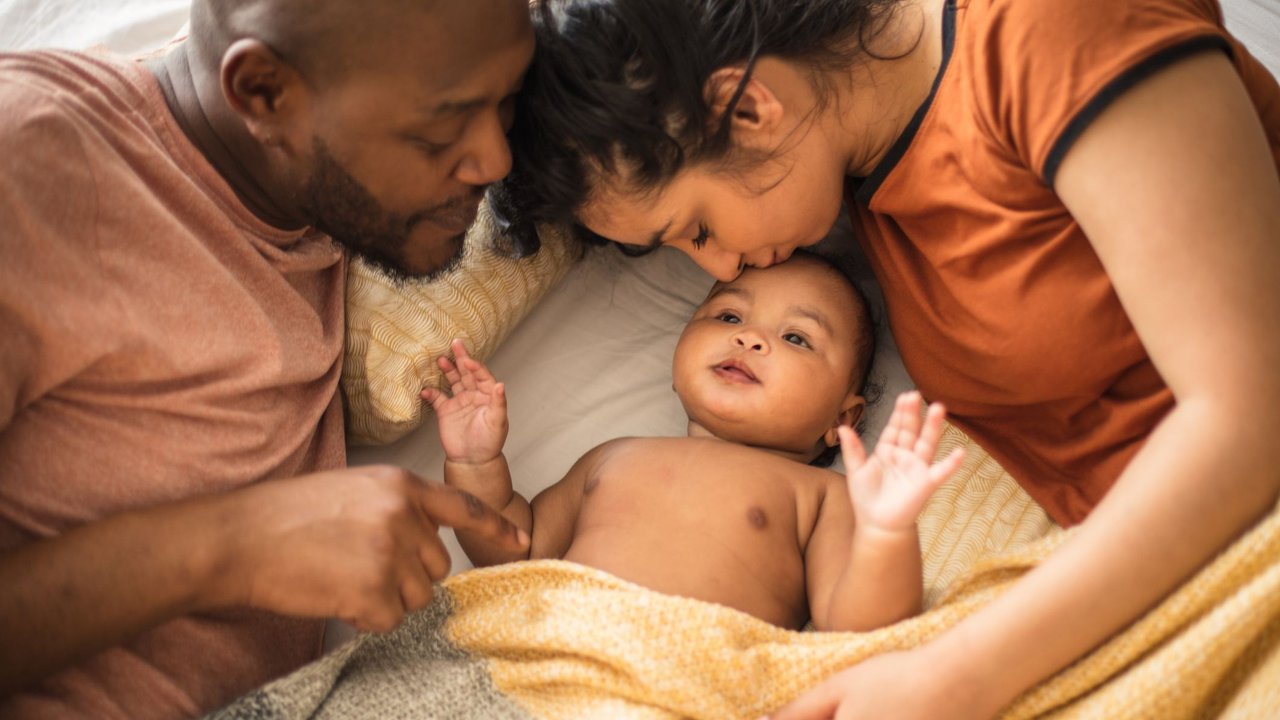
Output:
top-left (575, 441), bottom-right (827, 547)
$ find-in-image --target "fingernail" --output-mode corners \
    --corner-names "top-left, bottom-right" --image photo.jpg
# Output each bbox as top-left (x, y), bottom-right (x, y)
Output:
top-left (517, 528), bottom-right (530, 546)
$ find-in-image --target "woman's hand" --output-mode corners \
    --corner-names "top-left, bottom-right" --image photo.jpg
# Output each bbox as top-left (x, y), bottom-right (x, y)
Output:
top-left (421, 338), bottom-right (509, 464)
top-left (763, 647), bottom-right (988, 720)
top-left (842, 392), bottom-right (965, 533)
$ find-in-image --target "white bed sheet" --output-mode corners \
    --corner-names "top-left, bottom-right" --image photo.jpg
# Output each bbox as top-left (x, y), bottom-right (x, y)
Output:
top-left (0, 0), bottom-right (188, 54)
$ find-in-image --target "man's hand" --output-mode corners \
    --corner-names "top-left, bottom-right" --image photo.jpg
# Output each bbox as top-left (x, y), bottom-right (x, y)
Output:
top-left (841, 391), bottom-right (965, 533)
top-left (0, 464), bottom-right (528, 697)
top-left (421, 338), bottom-right (508, 464)
top-left (218, 464), bottom-right (527, 633)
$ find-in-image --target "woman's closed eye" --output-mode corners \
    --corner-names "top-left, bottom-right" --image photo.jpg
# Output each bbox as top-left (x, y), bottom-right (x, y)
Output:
top-left (692, 223), bottom-right (711, 250)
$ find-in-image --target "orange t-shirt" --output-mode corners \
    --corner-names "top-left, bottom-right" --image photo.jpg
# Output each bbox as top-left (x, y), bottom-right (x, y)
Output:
top-left (0, 51), bottom-right (347, 718)
top-left (846, 0), bottom-right (1280, 526)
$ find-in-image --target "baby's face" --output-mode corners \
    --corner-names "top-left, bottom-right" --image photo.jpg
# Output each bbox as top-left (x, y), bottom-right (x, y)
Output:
top-left (672, 255), bottom-right (867, 457)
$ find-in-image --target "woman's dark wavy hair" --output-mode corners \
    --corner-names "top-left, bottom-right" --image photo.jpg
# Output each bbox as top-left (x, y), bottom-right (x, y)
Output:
top-left (490, 0), bottom-right (901, 255)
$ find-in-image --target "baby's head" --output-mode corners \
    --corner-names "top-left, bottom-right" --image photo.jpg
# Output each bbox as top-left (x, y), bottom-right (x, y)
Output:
top-left (672, 252), bottom-right (874, 464)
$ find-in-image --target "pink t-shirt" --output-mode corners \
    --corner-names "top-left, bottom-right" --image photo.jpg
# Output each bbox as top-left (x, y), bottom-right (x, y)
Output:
top-left (0, 50), bottom-right (347, 718)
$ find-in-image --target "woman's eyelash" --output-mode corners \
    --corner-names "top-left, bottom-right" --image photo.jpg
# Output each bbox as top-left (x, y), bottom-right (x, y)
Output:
top-left (692, 223), bottom-right (710, 250)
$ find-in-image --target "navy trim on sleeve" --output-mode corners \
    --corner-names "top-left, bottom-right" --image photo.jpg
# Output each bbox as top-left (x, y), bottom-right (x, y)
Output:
top-left (1042, 35), bottom-right (1233, 189)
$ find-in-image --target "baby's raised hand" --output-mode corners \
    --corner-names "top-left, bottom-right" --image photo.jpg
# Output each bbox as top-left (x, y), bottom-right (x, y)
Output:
top-left (421, 339), bottom-right (509, 464)
top-left (839, 391), bottom-right (965, 533)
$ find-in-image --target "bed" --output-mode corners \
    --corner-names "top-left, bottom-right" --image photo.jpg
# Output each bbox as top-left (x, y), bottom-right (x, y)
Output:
top-left (3, 1), bottom-right (1279, 717)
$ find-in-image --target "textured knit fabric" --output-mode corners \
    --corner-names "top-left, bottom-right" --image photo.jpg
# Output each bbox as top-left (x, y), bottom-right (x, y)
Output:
top-left (343, 206), bottom-right (579, 446)
top-left (846, 0), bottom-right (1280, 525)
top-left (208, 421), bottom-right (1280, 719)
top-left (0, 49), bottom-right (346, 719)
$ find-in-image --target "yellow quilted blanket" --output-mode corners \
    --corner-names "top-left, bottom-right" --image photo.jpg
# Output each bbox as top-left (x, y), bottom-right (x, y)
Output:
top-left (208, 424), bottom-right (1280, 719)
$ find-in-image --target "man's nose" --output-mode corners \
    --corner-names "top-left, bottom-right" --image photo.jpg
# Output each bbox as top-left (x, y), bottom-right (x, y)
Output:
top-left (455, 112), bottom-right (513, 186)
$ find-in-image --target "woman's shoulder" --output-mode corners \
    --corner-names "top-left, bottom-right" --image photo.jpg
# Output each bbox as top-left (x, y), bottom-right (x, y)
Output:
top-left (963, 0), bottom-right (1222, 38)
top-left (956, 0), bottom-right (1227, 77)
top-left (947, 0), bottom-right (1231, 178)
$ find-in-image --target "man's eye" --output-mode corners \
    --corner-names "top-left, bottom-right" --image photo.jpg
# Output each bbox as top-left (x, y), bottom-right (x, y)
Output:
top-left (716, 312), bottom-right (741, 324)
top-left (408, 130), bottom-right (459, 156)
top-left (414, 138), bottom-right (451, 156)
top-left (783, 332), bottom-right (810, 348)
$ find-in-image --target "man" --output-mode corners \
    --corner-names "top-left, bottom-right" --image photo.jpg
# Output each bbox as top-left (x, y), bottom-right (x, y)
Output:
top-left (0, 0), bottom-right (535, 717)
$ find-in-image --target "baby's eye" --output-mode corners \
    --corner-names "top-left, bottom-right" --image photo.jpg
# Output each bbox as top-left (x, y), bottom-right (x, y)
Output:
top-left (783, 332), bottom-right (810, 348)
top-left (716, 312), bottom-right (741, 324)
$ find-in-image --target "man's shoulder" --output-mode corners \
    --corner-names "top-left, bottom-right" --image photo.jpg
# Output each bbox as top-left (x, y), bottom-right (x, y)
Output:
top-left (0, 50), bottom-right (153, 151)
top-left (0, 50), bottom-right (138, 105)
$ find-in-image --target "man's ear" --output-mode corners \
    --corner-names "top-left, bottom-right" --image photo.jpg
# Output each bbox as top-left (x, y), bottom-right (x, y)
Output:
top-left (822, 393), bottom-right (867, 448)
top-left (704, 66), bottom-right (785, 144)
top-left (220, 39), bottom-right (308, 149)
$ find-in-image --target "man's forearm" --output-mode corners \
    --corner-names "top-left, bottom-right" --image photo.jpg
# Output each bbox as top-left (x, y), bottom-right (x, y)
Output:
top-left (0, 496), bottom-right (232, 697)
top-left (928, 402), bottom-right (1280, 716)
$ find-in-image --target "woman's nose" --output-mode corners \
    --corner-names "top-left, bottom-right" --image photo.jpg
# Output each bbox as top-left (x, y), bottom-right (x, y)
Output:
top-left (684, 246), bottom-right (744, 282)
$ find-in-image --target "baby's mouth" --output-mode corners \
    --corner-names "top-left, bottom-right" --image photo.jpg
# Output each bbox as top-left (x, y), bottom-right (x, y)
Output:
top-left (713, 360), bottom-right (758, 383)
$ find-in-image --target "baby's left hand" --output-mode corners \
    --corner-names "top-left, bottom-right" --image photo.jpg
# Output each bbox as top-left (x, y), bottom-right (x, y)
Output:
top-left (421, 339), bottom-right (509, 464)
top-left (840, 391), bottom-right (965, 533)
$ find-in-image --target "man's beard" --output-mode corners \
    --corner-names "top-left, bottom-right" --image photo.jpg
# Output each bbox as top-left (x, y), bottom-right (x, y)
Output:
top-left (299, 139), bottom-right (474, 284)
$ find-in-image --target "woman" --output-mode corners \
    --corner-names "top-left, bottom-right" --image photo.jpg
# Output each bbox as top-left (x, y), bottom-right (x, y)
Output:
top-left (497, 0), bottom-right (1280, 716)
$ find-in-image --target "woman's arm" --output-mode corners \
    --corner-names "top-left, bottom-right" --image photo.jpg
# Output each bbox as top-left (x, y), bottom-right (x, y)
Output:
top-left (945, 49), bottom-right (1280, 714)
top-left (770, 49), bottom-right (1280, 720)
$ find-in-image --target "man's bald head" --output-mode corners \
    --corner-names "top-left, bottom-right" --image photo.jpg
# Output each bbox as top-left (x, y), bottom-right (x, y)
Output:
top-left (189, 0), bottom-right (449, 84)
top-left (168, 0), bottom-right (534, 280)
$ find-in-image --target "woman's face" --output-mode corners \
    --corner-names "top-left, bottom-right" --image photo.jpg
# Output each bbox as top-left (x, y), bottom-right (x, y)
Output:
top-left (577, 150), bottom-right (847, 281)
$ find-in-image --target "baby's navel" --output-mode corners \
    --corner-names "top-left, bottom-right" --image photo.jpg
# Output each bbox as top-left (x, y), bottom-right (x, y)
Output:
top-left (747, 506), bottom-right (768, 530)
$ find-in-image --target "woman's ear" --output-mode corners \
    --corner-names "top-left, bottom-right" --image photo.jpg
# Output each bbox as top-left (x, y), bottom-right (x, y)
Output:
top-left (220, 39), bottom-right (309, 150)
top-left (822, 393), bottom-right (867, 448)
top-left (704, 66), bottom-right (785, 142)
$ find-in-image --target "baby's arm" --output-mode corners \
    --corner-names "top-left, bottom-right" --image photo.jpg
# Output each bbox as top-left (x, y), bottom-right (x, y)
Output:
top-left (423, 339), bottom-right (596, 567)
top-left (806, 392), bottom-right (965, 632)
top-left (423, 340), bottom-right (532, 566)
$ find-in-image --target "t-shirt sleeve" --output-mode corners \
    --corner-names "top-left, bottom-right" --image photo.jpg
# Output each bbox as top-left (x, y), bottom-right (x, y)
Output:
top-left (977, 0), bottom-right (1233, 186)
top-left (0, 72), bottom-right (114, 430)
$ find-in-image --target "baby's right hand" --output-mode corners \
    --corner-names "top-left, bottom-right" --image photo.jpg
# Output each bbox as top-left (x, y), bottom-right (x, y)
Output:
top-left (421, 339), bottom-right (509, 464)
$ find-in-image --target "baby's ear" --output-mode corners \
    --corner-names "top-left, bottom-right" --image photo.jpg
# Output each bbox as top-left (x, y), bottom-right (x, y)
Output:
top-left (822, 393), bottom-right (866, 447)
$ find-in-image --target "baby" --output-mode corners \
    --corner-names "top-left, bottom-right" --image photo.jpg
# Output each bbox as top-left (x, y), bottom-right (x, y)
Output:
top-left (423, 253), bottom-right (964, 631)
